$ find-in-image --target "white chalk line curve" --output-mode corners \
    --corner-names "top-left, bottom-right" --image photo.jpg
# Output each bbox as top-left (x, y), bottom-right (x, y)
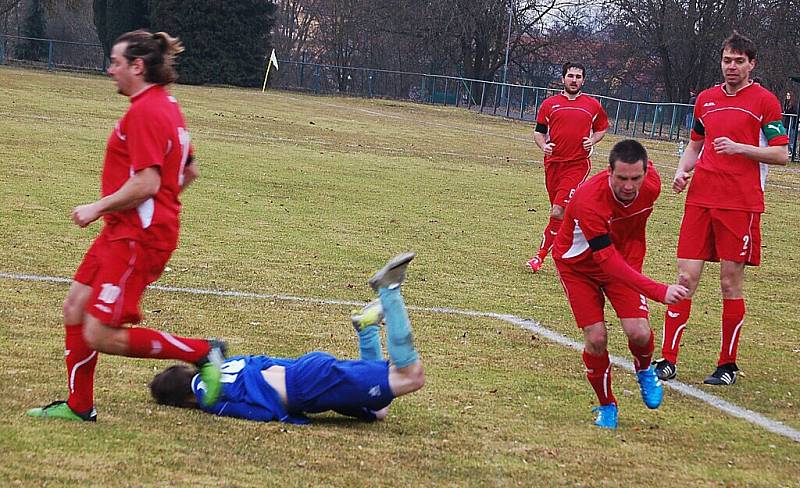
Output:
top-left (1, 271), bottom-right (798, 443)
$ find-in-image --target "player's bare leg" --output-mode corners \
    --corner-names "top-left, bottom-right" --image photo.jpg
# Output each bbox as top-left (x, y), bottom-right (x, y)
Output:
top-left (621, 318), bottom-right (662, 409)
top-left (528, 204), bottom-right (564, 273)
top-left (705, 260), bottom-right (746, 385)
top-left (656, 258), bottom-right (705, 380)
top-left (582, 322), bottom-right (617, 428)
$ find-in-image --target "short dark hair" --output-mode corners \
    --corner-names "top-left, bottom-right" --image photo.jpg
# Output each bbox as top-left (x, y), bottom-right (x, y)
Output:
top-left (115, 30), bottom-right (184, 85)
top-left (721, 31), bottom-right (757, 61)
top-left (149, 364), bottom-right (197, 408)
top-left (608, 139), bottom-right (648, 172)
top-left (562, 62), bottom-right (586, 78)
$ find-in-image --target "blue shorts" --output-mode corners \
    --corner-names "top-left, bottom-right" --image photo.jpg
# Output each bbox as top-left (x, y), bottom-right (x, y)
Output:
top-left (285, 352), bottom-right (394, 417)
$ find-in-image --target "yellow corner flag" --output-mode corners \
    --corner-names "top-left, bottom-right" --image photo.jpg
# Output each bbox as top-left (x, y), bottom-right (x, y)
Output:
top-left (262, 49), bottom-right (279, 92)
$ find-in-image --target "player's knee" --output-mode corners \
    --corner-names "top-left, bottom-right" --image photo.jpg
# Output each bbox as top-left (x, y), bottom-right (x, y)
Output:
top-left (677, 271), bottom-right (699, 294)
top-left (82, 321), bottom-right (115, 351)
top-left (63, 296), bottom-right (83, 324)
top-left (584, 329), bottom-right (607, 352)
top-left (407, 362), bottom-right (425, 393)
top-left (719, 279), bottom-right (742, 299)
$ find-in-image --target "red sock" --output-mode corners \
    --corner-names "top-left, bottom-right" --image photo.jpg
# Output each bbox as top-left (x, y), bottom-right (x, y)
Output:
top-left (719, 298), bottom-right (745, 366)
top-left (629, 328), bottom-right (654, 372)
top-left (65, 323), bottom-right (98, 414)
top-left (126, 327), bottom-right (211, 363)
top-left (583, 350), bottom-right (617, 406)
top-left (536, 216), bottom-right (562, 259)
top-left (661, 299), bottom-right (692, 363)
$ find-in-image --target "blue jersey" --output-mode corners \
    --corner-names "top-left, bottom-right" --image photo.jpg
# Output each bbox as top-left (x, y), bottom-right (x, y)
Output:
top-left (192, 353), bottom-right (394, 424)
top-left (192, 355), bottom-right (308, 424)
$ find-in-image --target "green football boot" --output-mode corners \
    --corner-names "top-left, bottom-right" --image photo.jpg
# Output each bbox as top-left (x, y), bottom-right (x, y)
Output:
top-left (27, 400), bottom-right (97, 422)
top-left (196, 339), bottom-right (227, 407)
top-left (351, 299), bottom-right (384, 332)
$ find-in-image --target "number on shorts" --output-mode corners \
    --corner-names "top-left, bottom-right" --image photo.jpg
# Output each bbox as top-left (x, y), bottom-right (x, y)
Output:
top-left (98, 283), bottom-right (121, 304)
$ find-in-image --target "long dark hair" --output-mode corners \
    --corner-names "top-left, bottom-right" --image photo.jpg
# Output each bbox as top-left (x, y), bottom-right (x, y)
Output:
top-left (115, 30), bottom-right (184, 85)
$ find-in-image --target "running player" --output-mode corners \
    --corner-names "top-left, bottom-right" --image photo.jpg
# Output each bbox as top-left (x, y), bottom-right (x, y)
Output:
top-left (654, 31), bottom-right (790, 385)
top-left (149, 253), bottom-right (424, 423)
top-left (28, 30), bottom-right (225, 422)
top-left (528, 62), bottom-right (609, 273)
top-left (552, 139), bottom-right (688, 429)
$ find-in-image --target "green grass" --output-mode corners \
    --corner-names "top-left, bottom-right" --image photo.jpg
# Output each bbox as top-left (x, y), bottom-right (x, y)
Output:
top-left (1, 66), bottom-right (799, 486)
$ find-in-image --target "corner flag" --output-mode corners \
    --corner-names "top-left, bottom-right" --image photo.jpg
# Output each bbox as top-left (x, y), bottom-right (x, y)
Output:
top-left (262, 49), bottom-right (279, 92)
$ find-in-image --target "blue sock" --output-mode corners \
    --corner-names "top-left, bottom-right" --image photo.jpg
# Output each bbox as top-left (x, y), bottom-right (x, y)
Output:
top-left (379, 285), bottom-right (418, 368)
top-left (357, 325), bottom-right (383, 361)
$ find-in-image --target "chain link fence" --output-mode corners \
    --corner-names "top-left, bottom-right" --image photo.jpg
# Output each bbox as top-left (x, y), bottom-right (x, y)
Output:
top-left (2, 35), bottom-right (797, 160)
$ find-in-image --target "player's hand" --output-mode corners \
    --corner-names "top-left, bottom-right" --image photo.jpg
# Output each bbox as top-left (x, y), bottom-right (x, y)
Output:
top-left (582, 137), bottom-right (593, 152)
top-left (673, 170), bottom-right (691, 193)
top-left (543, 142), bottom-right (555, 156)
top-left (712, 137), bottom-right (743, 155)
top-left (663, 284), bottom-right (690, 305)
top-left (72, 203), bottom-right (101, 228)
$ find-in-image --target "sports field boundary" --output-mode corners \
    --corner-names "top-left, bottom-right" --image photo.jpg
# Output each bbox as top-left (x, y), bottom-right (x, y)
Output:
top-left (3, 270), bottom-right (799, 443)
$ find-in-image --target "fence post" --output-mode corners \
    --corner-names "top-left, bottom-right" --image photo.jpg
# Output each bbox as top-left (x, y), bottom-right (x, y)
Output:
top-left (313, 65), bottom-right (321, 94)
top-left (479, 82), bottom-right (486, 112)
top-left (467, 81), bottom-right (473, 110)
top-left (443, 78), bottom-right (449, 106)
top-left (632, 103), bottom-right (640, 137)
top-left (47, 40), bottom-right (54, 70)
top-left (0, 40), bottom-right (4, 64)
top-left (650, 105), bottom-right (659, 138)
top-left (518, 87), bottom-right (525, 120)
top-left (613, 101), bottom-right (621, 134)
top-left (506, 84), bottom-right (512, 117)
top-left (455, 80), bottom-right (461, 107)
top-left (368, 71), bottom-right (373, 98)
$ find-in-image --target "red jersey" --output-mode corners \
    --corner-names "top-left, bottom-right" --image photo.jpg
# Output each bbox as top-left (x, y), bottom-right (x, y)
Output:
top-left (101, 85), bottom-right (192, 251)
top-left (553, 162), bottom-right (661, 272)
top-left (688, 83), bottom-right (789, 213)
top-left (536, 93), bottom-right (609, 164)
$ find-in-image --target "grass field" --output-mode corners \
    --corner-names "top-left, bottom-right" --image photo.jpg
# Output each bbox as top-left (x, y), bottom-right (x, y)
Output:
top-left (1, 66), bottom-right (799, 487)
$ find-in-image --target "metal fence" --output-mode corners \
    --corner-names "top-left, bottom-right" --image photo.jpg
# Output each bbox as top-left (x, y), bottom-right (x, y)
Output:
top-left (272, 60), bottom-right (800, 159)
top-left (0, 34), bottom-right (106, 72)
top-left (1, 34), bottom-right (798, 160)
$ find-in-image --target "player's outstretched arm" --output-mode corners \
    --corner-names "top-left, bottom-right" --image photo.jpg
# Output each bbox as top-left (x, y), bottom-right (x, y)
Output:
top-left (591, 241), bottom-right (670, 303)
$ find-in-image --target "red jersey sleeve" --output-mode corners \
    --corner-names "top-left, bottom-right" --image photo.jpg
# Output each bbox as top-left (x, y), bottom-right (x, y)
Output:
top-left (690, 92), bottom-right (705, 141)
top-left (592, 100), bottom-right (610, 132)
top-left (592, 246), bottom-right (668, 302)
top-left (536, 98), bottom-right (552, 126)
top-left (761, 92), bottom-right (790, 146)
top-left (126, 105), bottom-right (169, 173)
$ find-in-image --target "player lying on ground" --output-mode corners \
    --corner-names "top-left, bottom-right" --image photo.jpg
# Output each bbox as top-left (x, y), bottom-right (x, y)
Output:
top-left (551, 139), bottom-right (689, 429)
top-left (149, 253), bottom-right (425, 423)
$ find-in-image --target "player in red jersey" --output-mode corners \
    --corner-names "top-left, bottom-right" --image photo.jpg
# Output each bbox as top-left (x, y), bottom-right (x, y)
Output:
top-left (654, 32), bottom-right (789, 386)
top-left (27, 30), bottom-right (226, 422)
top-left (527, 62), bottom-right (609, 273)
top-left (553, 139), bottom-right (689, 429)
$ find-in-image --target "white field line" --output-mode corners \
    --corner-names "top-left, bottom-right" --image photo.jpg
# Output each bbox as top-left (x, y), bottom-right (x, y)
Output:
top-left (2, 271), bottom-right (798, 443)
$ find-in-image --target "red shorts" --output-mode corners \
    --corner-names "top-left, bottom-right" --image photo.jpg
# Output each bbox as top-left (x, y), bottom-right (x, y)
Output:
top-left (544, 158), bottom-right (591, 207)
top-left (555, 261), bottom-right (650, 328)
top-left (677, 205), bottom-right (761, 266)
top-left (74, 233), bottom-right (172, 326)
